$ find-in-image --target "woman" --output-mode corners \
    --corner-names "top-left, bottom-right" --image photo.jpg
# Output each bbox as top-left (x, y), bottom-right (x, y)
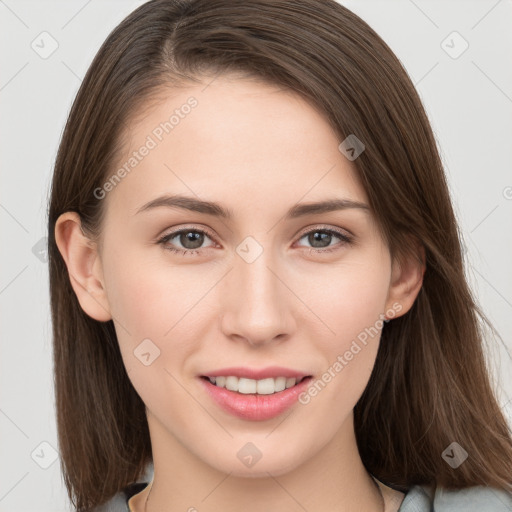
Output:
top-left (48, 0), bottom-right (512, 511)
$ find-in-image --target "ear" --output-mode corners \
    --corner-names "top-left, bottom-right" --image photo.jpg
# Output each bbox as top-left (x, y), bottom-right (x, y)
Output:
top-left (384, 240), bottom-right (426, 319)
top-left (54, 212), bottom-right (112, 322)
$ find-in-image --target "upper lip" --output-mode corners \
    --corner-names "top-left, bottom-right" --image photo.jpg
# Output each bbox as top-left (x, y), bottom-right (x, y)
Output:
top-left (200, 366), bottom-right (311, 380)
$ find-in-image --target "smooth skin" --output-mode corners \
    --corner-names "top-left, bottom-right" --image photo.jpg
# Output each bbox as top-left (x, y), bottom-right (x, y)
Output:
top-left (55, 74), bottom-right (425, 512)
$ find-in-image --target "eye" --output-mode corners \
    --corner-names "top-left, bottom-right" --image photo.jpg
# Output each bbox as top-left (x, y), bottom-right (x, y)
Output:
top-left (157, 227), bottom-right (216, 256)
top-left (295, 226), bottom-right (353, 254)
top-left (157, 225), bottom-right (353, 256)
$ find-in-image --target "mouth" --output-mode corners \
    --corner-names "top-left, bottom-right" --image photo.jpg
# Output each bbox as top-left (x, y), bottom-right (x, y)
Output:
top-left (200, 375), bottom-right (312, 395)
top-left (198, 372), bottom-right (314, 421)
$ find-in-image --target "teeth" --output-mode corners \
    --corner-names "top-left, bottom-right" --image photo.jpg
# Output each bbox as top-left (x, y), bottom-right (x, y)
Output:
top-left (207, 375), bottom-right (304, 394)
top-left (226, 376), bottom-right (239, 392)
top-left (239, 378), bottom-right (257, 394)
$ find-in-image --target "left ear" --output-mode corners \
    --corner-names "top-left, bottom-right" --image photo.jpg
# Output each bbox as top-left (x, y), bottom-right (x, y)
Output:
top-left (385, 240), bottom-right (426, 318)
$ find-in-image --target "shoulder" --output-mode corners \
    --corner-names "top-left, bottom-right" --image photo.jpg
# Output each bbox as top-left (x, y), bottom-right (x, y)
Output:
top-left (399, 484), bottom-right (512, 512)
top-left (433, 485), bottom-right (512, 511)
top-left (91, 482), bottom-right (149, 512)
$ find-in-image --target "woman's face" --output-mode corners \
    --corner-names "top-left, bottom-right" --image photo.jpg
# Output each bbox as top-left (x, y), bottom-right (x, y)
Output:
top-left (70, 74), bottom-right (419, 477)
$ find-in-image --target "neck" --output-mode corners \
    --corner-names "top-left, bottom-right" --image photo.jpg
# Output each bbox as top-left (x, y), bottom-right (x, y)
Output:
top-left (142, 411), bottom-right (387, 512)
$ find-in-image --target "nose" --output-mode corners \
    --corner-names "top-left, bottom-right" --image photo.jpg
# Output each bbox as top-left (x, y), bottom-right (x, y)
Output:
top-left (219, 245), bottom-right (295, 347)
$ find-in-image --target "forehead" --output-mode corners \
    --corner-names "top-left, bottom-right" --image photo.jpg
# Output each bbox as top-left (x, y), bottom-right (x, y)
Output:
top-left (103, 75), bottom-right (370, 222)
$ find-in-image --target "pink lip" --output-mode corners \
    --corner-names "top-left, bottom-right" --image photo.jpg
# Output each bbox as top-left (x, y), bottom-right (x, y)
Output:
top-left (199, 375), bottom-right (313, 421)
top-left (200, 366), bottom-right (309, 380)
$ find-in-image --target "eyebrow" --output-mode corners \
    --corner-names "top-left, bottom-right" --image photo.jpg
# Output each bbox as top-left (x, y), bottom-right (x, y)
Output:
top-left (135, 194), bottom-right (370, 219)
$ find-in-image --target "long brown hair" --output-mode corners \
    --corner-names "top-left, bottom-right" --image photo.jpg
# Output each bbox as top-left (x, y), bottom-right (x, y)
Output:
top-left (48, 0), bottom-right (512, 509)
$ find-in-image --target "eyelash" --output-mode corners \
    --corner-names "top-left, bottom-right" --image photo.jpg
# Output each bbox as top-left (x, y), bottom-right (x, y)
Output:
top-left (156, 225), bottom-right (353, 257)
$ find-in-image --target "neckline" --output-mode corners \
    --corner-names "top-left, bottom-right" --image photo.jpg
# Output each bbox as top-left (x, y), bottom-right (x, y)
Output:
top-left (125, 478), bottom-right (408, 511)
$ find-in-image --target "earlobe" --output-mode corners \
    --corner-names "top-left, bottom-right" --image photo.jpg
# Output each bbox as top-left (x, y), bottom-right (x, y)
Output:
top-left (385, 243), bottom-right (426, 318)
top-left (54, 212), bottom-right (112, 322)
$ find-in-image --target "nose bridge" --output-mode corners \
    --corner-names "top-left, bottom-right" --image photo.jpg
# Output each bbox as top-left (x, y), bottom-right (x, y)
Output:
top-left (221, 237), bottom-right (293, 345)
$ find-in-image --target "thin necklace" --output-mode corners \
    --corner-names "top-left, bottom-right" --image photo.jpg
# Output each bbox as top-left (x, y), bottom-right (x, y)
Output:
top-left (144, 477), bottom-right (385, 512)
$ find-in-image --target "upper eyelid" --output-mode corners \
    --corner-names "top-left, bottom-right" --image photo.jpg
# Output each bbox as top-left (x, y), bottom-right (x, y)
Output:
top-left (295, 224), bottom-right (353, 239)
top-left (158, 225), bottom-right (217, 243)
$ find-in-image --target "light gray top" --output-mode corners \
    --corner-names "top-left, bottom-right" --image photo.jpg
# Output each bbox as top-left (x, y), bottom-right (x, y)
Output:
top-left (398, 484), bottom-right (512, 511)
top-left (94, 481), bottom-right (512, 511)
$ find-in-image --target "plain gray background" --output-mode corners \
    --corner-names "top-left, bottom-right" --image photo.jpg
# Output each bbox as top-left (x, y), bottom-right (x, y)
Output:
top-left (1, 0), bottom-right (511, 510)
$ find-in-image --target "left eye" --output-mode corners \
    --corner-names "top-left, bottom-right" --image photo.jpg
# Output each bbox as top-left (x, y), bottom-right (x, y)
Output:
top-left (157, 227), bottom-right (352, 256)
top-left (296, 228), bottom-right (352, 251)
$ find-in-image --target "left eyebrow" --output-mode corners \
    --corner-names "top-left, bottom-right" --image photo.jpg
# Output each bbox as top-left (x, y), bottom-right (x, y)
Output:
top-left (135, 194), bottom-right (370, 219)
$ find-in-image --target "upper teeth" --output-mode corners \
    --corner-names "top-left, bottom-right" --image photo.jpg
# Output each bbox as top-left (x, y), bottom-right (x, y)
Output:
top-left (208, 376), bottom-right (302, 394)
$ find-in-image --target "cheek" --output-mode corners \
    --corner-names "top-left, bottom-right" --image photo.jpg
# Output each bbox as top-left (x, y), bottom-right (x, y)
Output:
top-left (104, 258), bottom-right (199, 414)
top-left (300, 258), bottom-right (390, 401)
top-left (103, 246), bottom-right (209, 338)
top-left (102, 249), bottom-right (217, 395)
top-left (304, 258), bottom-right (390, 345)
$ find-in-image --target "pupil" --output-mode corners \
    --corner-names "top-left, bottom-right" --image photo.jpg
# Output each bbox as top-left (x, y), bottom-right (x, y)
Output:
top-left (181, 231), bottom-right (203, 249)
top-left (310, 231), bottom-right (330, 248)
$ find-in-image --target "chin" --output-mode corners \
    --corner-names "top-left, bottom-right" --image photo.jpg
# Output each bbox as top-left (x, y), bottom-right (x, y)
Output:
top-left (204, 447), bottom-right (307, 479)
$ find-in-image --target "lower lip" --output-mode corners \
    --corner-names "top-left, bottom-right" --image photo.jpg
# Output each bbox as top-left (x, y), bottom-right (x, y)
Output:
top-left (199, 376), bottom-right (312, 421)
